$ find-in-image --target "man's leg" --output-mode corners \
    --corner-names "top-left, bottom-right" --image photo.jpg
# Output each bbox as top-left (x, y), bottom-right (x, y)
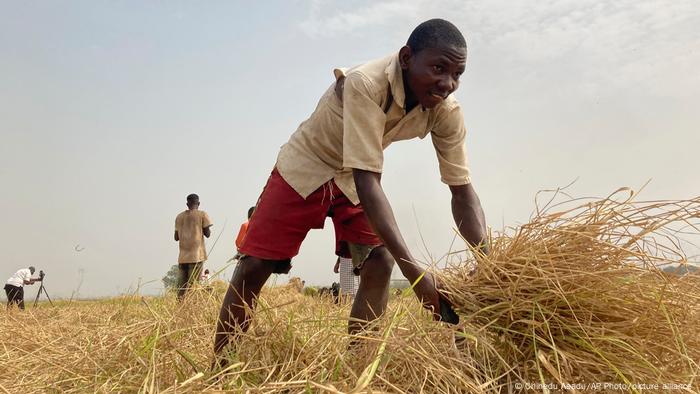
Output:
top-left (188, 262), bottom-right (203, 292)
top-left (213, 256), bottom-right (277, 355)
top-left (177, 263), bottom-right (191, 301)
top-left (212, 168), bottom-right (328, 360)
top-left (17, 287), bottom-right (25, 310)
top-left (330, 193), bottom-right (389, 333)
top-left (349, 246), bottom-right (394, 334)
top-left (4, 285), bottom-right (12, 310)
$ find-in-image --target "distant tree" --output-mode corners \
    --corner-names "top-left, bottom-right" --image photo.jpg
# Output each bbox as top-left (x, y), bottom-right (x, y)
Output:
top-left (662, 264), bottom-right (699, 276)
top-left (162, 265), bottom-right (179, 289)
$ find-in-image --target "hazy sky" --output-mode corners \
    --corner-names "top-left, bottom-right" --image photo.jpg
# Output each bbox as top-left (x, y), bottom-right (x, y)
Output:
top-left (2, 1), bottom-right (699, 298)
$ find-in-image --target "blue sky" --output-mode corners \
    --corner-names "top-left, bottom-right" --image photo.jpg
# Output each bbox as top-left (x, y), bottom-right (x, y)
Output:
top-left (2, 0), bottom-right (699, 298)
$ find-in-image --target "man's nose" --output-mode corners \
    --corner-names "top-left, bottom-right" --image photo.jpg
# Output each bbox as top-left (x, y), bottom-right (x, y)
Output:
top-left (437, 75), bottom-right (456, 93)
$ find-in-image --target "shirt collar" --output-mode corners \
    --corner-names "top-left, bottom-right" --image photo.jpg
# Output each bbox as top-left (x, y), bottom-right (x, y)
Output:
top-left (385, 53), bottom-right (406, 110)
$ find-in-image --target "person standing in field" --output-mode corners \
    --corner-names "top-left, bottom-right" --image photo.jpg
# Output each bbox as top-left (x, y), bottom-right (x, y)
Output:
top-left (200, 269), bottom-right (211, 283)
top-left (4, 266), bottom-right (40, 310)
top-left (334, 241), bottom-right (360, 303)
top-left (174, 194), bottom-right (212, 301)
top-left (215, 19), bottom-right (488, 357)
top-left (234, 206), bottom-right (255, 258)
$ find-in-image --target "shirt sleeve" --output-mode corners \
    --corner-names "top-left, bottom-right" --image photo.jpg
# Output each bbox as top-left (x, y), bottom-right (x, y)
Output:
top-left (202, 212), bottom-right (212, 228)
top-left (21, 269), bottom-right (31, 281)
top-left (341, 72), bottom-right (386, 173)
top-left (431, 105), bottom-right (471, 185)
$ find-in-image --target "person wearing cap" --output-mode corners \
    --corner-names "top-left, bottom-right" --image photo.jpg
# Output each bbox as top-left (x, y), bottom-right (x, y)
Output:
top-left (174, 193), bottom-right (213, 301)
top-left (4, 266), bottom-right (41, 310)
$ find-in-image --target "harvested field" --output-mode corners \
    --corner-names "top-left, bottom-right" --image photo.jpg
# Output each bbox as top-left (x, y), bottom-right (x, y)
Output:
top-left (1, 190), bottom-right (699, 393)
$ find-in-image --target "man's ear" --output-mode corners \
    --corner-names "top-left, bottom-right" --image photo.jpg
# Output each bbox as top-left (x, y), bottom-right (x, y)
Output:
top-left (399, 45), bottom-right (412, 70)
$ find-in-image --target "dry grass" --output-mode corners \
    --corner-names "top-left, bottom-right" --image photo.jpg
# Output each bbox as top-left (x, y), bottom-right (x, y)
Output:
top-left (1, 190), bottom-right (699, 393)
top-left (440, 190), bottom-right (700, 392)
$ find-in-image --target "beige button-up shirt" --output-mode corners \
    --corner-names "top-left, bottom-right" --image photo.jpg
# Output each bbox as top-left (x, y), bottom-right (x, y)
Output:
top-left (276, 52), bottom-right (471, 205)
top-left (175, 210), bottom-right (212, 264)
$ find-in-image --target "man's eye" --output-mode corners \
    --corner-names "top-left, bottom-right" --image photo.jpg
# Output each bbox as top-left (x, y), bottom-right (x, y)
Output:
top-left (433, 65), bottom-right (444, 73)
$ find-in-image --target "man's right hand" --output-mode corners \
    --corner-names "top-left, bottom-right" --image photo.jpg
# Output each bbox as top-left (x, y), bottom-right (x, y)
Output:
top-left (409, 271), bottom-right (442, 320)
top-left (411, 271), bottom-right (460, 324)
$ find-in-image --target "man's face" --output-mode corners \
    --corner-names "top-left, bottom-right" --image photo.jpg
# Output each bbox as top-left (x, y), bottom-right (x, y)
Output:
top-left (401, 45), bottom-right (467, 109)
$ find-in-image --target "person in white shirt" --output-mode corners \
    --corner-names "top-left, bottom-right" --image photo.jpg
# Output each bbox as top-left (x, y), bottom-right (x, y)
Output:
top-left (200, 269), bottom-right (210, 283)
top-left (4, 266), bottom-right (40, 310)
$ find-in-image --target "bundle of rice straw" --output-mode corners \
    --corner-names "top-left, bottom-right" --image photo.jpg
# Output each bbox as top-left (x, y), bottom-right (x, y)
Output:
top-left (439, 189), bottom-right (700, 392)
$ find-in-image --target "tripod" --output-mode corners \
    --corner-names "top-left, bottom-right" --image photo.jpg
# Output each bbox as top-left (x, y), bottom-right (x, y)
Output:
top-left (33, 272), bottom-right (54, 307)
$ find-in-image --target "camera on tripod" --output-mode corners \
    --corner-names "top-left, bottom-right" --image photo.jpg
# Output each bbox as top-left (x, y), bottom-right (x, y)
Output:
top-left (33, 269), bottom-right (53, 307)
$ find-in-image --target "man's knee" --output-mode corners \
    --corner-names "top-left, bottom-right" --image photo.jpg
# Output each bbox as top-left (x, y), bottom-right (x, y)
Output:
top-left (233, 256), bottom-right (281, 287)
top-left (361, 247), bottom-right (394, 282)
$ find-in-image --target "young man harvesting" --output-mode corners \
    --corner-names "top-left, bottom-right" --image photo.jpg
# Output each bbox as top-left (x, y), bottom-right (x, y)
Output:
top-left (215, 19), bottom-right (487, 355)
top-left (174, 193), bottom-right (213, 301)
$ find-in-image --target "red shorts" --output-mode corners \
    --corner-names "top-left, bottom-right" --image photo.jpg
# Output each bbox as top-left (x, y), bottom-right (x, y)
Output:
top-left (240, 168), bottom-right (382, 261)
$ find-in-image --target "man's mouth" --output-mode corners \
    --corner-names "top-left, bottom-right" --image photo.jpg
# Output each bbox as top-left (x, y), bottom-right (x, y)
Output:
top-left (429, 92), bottom-right (447, 101)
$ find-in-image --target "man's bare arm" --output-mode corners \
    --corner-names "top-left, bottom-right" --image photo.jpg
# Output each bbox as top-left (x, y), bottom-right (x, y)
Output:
top-left (174, 230), bottom-right (179, 241)
top-left (203, 226), bottom-right (212, 238)
top-left (449, 184), bottom-right (489, 254)
top-left (353, 169), bottom-right (440, 314)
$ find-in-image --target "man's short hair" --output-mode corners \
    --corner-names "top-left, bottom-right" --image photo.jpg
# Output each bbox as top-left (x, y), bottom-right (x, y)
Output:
top-left (247, 206), bottom-right (255, 219)
top-left (186, 194), bottom-right (199, 203)
top-left (407, 19), bottom-right (467, 54)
